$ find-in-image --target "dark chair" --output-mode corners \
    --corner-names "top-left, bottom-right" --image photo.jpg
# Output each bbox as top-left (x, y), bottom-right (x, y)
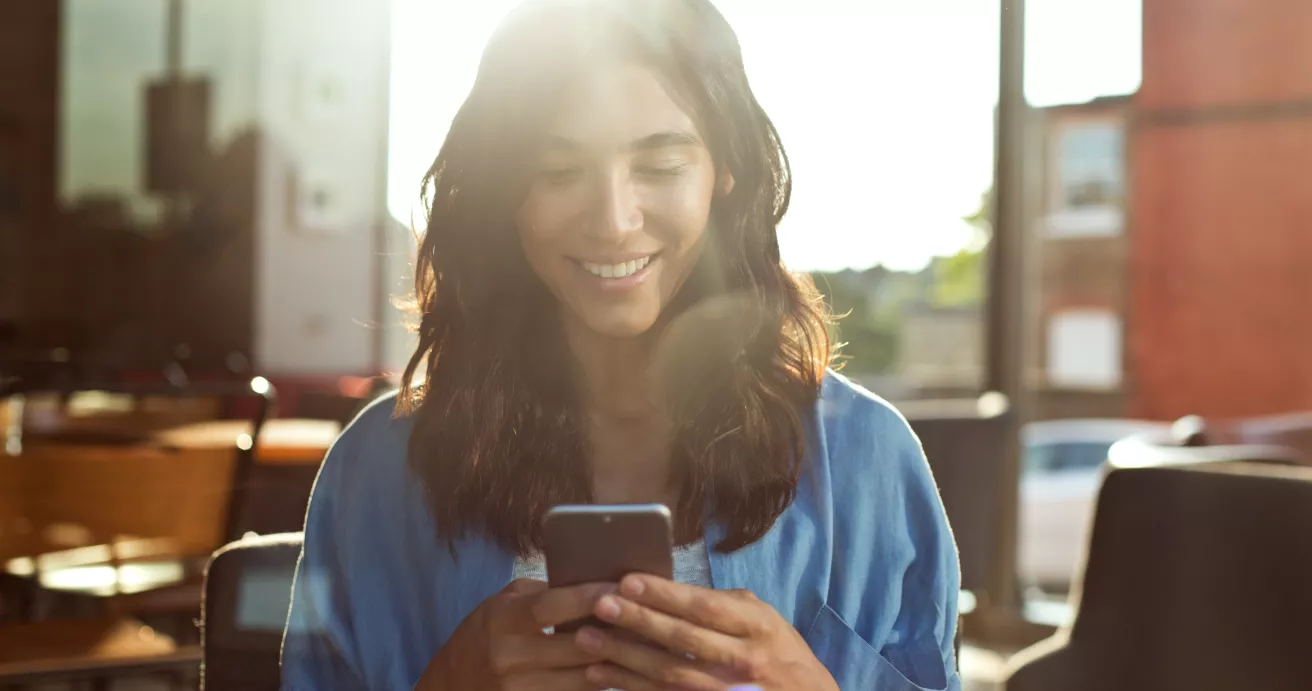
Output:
top-left (1004, 463), bottom-right (1312, 691)
top-left (905, 402), bottom-right (1011, 599)
top-left (201, 532), bottom-right (303, 691)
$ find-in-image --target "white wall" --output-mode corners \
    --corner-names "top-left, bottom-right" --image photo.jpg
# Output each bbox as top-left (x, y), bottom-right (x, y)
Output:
top-left (254, 0), bottom-right (392, 375)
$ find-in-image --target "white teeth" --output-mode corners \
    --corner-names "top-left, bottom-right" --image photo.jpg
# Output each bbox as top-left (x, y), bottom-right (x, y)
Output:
top-left (582, 256), bottom-right (651, 279)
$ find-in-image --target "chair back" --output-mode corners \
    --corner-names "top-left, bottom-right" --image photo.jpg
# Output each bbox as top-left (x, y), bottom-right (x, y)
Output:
top-left (202, 533), bottom-right (303, 691)
top-left (1065, 463), bottom-right (1312, 690)
top-left (8, 442), bottom-right (235, 565)
top-left (906, 403), bottom-right (1011, 597)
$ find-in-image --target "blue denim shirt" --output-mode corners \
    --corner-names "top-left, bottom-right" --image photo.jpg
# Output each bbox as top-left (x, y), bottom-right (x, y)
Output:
top-left (281, 371), bottom-right (961, 690)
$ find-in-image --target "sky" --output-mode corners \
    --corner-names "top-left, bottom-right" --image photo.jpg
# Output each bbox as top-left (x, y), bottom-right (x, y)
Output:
top-left (387, 0), bottom-right (1141, 272)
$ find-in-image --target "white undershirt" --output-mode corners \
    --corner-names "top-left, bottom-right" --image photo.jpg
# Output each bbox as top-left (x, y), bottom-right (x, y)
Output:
top-left (511, 537), bottom-right (713, 587)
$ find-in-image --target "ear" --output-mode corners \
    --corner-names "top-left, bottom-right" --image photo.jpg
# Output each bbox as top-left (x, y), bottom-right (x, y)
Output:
top-left (716, 168), bottom-right (735, 197)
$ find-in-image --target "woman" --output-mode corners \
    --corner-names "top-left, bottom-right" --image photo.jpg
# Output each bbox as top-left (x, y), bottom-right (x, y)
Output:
top-left (281, 0), bottom-right (960, 689)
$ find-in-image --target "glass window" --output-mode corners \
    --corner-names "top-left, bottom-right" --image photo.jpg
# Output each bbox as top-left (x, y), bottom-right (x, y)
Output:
top-left (1057, 124), bottom-right (1124, 211)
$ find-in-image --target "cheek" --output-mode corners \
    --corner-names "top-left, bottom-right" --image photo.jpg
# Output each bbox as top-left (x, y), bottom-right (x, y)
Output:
top-left (651, 180), bottom-right (716, 249)
top-left (517, 194), bottom-right (575, 263)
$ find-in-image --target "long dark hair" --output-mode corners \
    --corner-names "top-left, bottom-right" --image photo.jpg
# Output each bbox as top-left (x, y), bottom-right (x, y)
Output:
top-left (398, 0), bottom-right (831, 555)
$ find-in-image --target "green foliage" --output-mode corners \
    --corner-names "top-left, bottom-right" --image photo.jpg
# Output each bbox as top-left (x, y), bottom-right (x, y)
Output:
top-left (811, 189), bottom-right (993, 373)
top-left (931, 249), bottom-right (984, 308)
top-left (812, 270), bottom-right (901, 374)
top-left (931, 190), bottom-right (991, 308)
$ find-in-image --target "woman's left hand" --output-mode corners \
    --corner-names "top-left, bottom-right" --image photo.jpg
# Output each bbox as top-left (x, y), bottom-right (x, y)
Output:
top-left (572, 573), bottom-right (839, 691)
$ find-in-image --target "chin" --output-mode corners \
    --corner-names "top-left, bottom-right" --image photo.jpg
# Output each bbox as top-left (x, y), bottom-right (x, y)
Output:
top-left (580, 312), bottom-right (658, 339)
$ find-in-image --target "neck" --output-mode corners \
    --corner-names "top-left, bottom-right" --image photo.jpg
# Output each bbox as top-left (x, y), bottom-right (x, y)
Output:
top-left (563, 317), bottom-right (658, 420)
top-left (563, 314), bottom-right (676, 505)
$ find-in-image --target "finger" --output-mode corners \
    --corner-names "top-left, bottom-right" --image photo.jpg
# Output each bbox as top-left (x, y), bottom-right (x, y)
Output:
top-left (576, 626), bottom-right (726, 691)
top-left (618, 575), bottom-right (758, 637)
top-left (504, 578), bottom-right (549, 595)
top-left (593, 593), bottom-right (747, 667)
top-left (585, 661), bottom-right (717, 691)
top-left (503, 668), bottom-right (601, 691)
top-left (516, 582), bottom-right (617, 631)
top-left (490, 633), bottom-right (603, 673)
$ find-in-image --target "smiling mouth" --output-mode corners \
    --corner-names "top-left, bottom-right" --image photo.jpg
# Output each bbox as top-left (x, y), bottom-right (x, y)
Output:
top-left (579, 255), bottom-right (653, 279)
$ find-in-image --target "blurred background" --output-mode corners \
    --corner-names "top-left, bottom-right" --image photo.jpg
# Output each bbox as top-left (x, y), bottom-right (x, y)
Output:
top-left (2, 0), bottom-right (1311, 689)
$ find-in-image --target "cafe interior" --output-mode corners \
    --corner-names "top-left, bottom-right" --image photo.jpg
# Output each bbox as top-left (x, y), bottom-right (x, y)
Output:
top-left (3, 0), bottom-right (1312, 689)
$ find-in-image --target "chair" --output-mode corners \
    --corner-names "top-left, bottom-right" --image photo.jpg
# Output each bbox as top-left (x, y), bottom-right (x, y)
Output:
top-left (1004, 463), bottom-right (1312, 691)
top-left (905, 402), bottom-right (1011, 600)
top-left (152, 417), bottom-right (339, 538)
top-left (201, 532), bottom-right (303, 691)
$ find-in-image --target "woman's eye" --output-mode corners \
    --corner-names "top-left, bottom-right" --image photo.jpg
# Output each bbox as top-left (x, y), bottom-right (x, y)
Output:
top-left (537, 167), bottom-right (582, 185)
top-left (635, 163), bottom-right (688, 179)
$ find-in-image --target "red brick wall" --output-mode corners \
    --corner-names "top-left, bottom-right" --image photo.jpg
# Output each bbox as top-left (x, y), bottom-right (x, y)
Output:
top-left (1130, 0), bottom-right (1312, 420)
top-left (1140, 0), bottom-right (1312, 110)
top-left (1130, 120), bottom-right (1312, 419)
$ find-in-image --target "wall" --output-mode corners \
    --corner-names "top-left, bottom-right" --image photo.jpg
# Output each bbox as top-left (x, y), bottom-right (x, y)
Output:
top-left (1031, 102), bottom-right (1131, 420)
top-left (0, 2), bottom-right (60, 354)
top-left (1130, 0), bottom-right (1312, 419)
top-left (254, 0), bottom-right (392, 375)
top-left (900, 307), bottom-right (983, 394)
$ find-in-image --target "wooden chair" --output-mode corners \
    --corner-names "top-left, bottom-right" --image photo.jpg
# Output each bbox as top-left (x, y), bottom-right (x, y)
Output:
top-left (0, 442), bottom-right (230, 688)
top-left (0, 379), bottom-right (333, 687)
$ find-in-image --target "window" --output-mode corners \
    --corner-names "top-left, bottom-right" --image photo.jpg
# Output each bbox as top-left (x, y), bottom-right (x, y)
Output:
top-left (1047, 309), bottom-right (1121, 389)
top-left (1046, 122), bottom-right (1124, 237)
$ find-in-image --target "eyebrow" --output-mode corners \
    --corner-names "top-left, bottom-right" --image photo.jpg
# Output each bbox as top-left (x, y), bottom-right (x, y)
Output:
top-left (543, 130), bottom-right (703, 152)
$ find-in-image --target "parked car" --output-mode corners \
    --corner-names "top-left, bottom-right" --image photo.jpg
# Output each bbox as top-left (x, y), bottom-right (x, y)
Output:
top-left (1018, 418), bottom-right (1171, 592)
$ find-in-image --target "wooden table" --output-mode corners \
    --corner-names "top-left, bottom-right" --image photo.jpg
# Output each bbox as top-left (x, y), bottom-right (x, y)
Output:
top-left (0, 617), bottom-right (200, 684)
top-left (152, 418), bottom-right (341, 465)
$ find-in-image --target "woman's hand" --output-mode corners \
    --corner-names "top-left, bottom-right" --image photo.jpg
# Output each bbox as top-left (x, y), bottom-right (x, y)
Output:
top-left (573, 574), bottom-right (839, 691)
top-left (417, 578), bottom-right (613, 691)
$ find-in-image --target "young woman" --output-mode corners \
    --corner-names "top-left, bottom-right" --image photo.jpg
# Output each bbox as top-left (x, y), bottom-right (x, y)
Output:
top-left (281, 1), bottom-right (960, 689)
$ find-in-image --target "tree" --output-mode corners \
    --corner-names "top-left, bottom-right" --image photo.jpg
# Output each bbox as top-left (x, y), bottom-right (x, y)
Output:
top-left (931, 191), bottom-right (991, 308)
top-left (812, 270), bottom-right (900, 374)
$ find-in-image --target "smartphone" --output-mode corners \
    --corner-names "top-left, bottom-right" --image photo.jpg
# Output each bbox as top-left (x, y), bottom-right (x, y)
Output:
top-left (543, 503), bottom-right (674, 633)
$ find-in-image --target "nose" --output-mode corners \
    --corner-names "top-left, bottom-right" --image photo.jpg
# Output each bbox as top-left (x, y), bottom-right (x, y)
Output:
top-left (586, 168), bottom-right (643, 241)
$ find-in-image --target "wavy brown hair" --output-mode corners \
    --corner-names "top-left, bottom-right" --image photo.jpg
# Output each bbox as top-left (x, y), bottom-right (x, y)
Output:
top-left (398, 0), bottom-right (831, 556)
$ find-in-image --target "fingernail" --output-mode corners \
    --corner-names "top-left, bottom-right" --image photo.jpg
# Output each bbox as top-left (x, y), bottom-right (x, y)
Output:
top-left (596, 595), bottom-right (621, 620)
top-left (620, 576), bottom-right (645, 597)
top-left (727, 686), bottom-right (764, 691)
top-left (577, 628), bottom-right (603, 651)
top-left (585, 665), bottom-right (607, 684)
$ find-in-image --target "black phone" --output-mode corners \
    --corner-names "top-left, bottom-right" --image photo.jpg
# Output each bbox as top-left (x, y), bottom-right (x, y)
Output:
top-left (543, 503), bottom-right (674, 633)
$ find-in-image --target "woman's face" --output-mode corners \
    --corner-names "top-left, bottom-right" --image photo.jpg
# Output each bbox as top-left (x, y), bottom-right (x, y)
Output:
top-left (517, 63), bottom-right (726, 339)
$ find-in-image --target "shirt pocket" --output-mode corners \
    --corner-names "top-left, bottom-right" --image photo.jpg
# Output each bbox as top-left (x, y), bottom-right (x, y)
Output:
top-left (803, 604), bottom-right (951, 691)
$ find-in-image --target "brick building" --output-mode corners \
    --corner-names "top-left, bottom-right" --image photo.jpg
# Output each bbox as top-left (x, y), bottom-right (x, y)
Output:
top-left (1030, 97), bottom-right (1132, 421)
top-left (1129, 0), bottom-right (1312, 419)
top-left (1028, 0), bottom-right (1312, 422)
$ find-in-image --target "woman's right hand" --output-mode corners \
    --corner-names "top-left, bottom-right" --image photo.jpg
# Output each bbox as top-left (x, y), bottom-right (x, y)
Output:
top-left (416, 578), bottom-right (614, 691)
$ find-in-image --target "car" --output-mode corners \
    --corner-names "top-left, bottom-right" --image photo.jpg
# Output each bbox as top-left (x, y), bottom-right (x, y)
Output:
top-left (1017, 418), bottom-right (1171, 592)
